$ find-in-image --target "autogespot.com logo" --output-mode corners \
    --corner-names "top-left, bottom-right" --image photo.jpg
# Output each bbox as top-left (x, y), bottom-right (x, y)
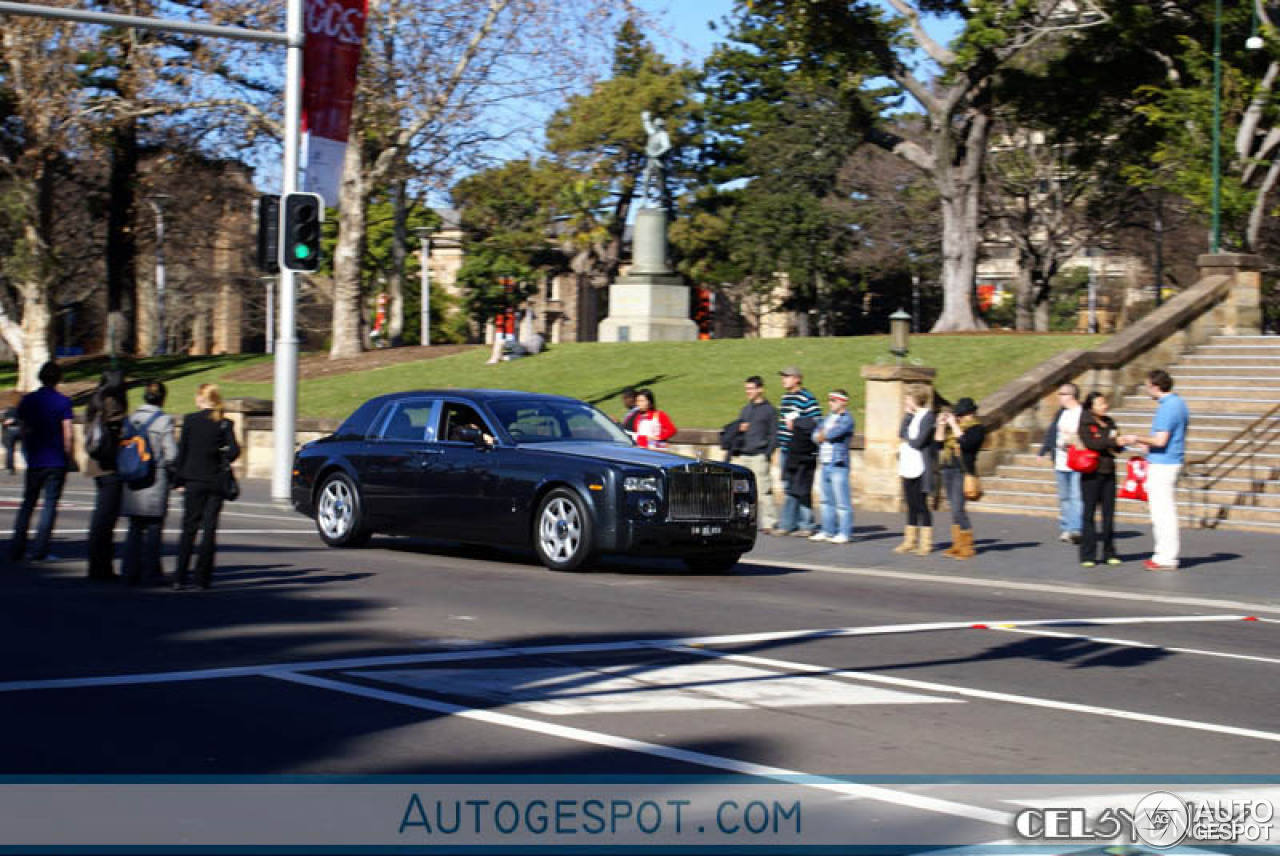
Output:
top-left (1133, 791), bottom-right (1191, 848)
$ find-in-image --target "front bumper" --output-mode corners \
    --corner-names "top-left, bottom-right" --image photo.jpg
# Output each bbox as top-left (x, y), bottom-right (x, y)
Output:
top-left (613, 517), bottom-right (757, 556)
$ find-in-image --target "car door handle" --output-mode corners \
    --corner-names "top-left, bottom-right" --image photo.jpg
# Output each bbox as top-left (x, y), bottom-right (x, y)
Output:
top-left (412, 448), bottom-right (444, 455)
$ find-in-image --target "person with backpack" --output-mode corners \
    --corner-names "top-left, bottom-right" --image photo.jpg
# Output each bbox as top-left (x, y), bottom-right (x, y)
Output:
top-left (119, 381), bottom-right (177, 585)
top-left (172, 384), bottom-right (239, 590)
top-left (84, 368), bottom-right (129, 581)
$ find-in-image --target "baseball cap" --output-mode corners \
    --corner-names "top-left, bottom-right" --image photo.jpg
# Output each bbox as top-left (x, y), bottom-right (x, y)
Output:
top-left (779, 366), bottom-right (802, 378)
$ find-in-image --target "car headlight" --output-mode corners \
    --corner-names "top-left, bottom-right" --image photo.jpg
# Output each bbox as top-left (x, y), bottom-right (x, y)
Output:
top-left (732, 478), bottom-right (751, 493)
top-left (624, 476), bottom-right (660, 492)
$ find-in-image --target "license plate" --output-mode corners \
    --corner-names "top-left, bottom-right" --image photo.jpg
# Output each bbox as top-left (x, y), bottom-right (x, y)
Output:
top-left (691, 525), bottom-right (722, 536)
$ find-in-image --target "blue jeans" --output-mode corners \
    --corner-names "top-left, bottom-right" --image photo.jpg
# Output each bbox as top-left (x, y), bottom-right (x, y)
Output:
top-left (778, 495), bottom-right (815, 533)
top-left (818, 463), bottom-right (852, 538)
top-left (1055, 469), bottom-right (1083, 535)
top-left (9, 466), bottom-right (66, 560)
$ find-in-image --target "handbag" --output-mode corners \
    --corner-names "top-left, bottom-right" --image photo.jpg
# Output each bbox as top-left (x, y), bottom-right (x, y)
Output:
top-left (1066, 444), bottom-right (1100, 474)
top-left (1119, 456), bottom-right (1149, 501)
top-left (217, 420), bottom-right (239, 501)
top-left (963, 473), bottom-right (984, 501)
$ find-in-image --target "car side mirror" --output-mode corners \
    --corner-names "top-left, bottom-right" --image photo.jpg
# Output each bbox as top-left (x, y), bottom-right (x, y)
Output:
top-left (455, 426), bottom-right (488, 449)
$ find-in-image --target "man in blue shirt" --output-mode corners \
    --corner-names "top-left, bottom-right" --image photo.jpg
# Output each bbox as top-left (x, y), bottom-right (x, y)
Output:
top-left (9, 362), bottom-right (73, 563)
top-left (1121, 368), bottom-right (1189, 570)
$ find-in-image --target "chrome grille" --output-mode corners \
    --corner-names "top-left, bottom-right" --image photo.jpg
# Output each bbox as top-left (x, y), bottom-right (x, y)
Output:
top-left (667, 467), bottom-right (733, 521)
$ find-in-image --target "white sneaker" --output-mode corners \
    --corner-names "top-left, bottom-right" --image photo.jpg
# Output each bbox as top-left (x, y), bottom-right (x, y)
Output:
top-left (829, 535), bottom-right (850, 544)
top-left (809, 532), bottom-right (831, 542)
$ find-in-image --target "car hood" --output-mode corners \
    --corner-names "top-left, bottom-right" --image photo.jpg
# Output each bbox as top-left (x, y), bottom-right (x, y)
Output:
top-left (519, 441), bottom-right (711, 469)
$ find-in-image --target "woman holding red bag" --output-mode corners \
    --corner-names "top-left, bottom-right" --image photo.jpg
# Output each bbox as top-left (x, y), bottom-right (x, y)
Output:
top-left (1078, 391), bottom-right (1126, 567)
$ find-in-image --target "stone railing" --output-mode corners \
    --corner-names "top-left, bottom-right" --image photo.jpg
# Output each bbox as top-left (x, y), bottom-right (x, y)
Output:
top-left (973, 253), bottom-right (1263, 472)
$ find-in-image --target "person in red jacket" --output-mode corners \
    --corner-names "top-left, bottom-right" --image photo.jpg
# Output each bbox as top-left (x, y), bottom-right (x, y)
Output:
top-left (631, 389), bottom-right (676, 449)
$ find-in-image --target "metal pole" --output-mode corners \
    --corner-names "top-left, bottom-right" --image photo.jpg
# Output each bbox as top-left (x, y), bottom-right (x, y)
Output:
top-left (0, 1), bottom-right (287, 44)
top-left (1087, 253), bottom-right (1098, 334)
top-left (264, 276), bottom-right (276, 355)
top-left (271, 0), bottom-right (305, 502)
top-left (422, 236), bottom-right (431, 347)
top-left (148, 197), bottom-right (169, 356)
top-left (1211, 0), bottom-right (1224, 253)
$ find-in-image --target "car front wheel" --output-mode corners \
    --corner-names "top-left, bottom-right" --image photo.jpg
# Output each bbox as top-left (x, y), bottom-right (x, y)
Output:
top-left (315, 472), bottom-right (372, 548)
top-left (534, 488), bottom-right (594, 571)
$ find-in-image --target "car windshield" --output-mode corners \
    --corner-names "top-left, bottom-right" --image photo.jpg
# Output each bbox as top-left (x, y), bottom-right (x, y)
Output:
top-left (490, 400), bottom-right (632, 445)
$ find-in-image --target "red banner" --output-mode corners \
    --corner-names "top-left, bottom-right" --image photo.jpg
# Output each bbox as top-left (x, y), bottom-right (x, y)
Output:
top-left (302, 0), bottom-right (368, 206)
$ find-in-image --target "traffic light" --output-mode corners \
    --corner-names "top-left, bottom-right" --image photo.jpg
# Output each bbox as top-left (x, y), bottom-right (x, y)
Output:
top-left (279, 192), bottom-right (324, 271)
top-left (255, 195), bottom-right (280, 274)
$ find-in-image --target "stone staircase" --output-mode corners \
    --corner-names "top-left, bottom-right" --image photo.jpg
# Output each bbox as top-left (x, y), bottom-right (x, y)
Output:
top-left (970, 335), bottom-right (1280, 532)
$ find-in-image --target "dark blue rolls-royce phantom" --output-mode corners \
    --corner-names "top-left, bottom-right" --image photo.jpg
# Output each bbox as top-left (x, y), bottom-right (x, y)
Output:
top-left (291, 390), bottom-right (758, 571)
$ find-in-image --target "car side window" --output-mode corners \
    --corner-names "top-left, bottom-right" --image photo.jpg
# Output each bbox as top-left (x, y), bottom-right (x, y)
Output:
top-left (380, 400), bottom-right (434, 442)
top-left (504, 406), bottom-right (564, 441)
top-left (439, 402), bottom-right (494, 444)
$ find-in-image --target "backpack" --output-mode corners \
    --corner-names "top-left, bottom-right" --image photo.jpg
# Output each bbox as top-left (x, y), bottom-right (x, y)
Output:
top-left (117, 411), bottom-right (164, 488)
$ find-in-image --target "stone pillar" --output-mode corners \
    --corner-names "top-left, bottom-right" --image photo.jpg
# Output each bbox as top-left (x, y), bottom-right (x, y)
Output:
top-left (1199, 253), bottom-right (1262, 335)
top-left (858, 365), bottom-right (936, 512)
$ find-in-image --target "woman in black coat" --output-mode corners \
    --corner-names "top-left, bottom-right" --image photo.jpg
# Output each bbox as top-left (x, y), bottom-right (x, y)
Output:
top-left (172, 384), bottom-right (239, 590)
top-left (1078, 391), bottom-right (1126, 567)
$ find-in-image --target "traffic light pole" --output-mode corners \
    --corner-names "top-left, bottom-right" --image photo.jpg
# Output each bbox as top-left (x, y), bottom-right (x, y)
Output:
top-left (272, 0), bottom-right (305, 503)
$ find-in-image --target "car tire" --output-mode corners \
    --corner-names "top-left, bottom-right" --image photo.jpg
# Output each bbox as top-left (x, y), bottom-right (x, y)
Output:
top-left (314, 472), bottom-right (372, 548)
top-left (534, 487), bottom-right (594, 572)
top-left (683, 552), bottom-right (742, 574)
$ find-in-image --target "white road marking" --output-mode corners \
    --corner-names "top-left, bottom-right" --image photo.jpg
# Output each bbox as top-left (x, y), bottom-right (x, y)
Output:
top-left (667, 645), bottom-right (1280, 744)
top-left (270, 670), bottom-right (1010, 826)
top-left (993, 626), bottom-right (1280, 667)
top-left (31, 529), bottom-right (314, 536)
top-left (0, 615), bottom-right (1255, 694)
top-left (745, 558), bottom-right (1280, 616)
top-left (352, 662), bottom-right (960, 715)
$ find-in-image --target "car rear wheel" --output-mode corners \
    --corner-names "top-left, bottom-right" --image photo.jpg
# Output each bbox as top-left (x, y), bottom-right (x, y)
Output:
top-left (683, 552), bottom-right (742, 574)
top-left (315, 472), bottom-right (372, 548)
top-left (534, 488), bottom-right (594, 571)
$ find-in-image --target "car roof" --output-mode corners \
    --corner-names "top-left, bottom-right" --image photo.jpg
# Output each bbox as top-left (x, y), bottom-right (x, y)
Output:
top-left (363, 389), bottom-right (584, 407)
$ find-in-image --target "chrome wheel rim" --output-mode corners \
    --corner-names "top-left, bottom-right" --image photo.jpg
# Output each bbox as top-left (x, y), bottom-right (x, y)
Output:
top-left (539, 497), bottom-right (582, 564)
top-left (317, 479), bottom-right (355, 539)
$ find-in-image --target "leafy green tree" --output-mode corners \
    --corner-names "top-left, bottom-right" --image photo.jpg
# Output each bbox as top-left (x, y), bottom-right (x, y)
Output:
top-left (733, 0), bottom-right (1116, 331)
top-left (545, 20), bottom-right (702, 285)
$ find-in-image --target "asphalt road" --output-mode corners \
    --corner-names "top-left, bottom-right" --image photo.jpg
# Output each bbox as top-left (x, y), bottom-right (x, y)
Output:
top-left (2, 474), bottom-right (1278, 851)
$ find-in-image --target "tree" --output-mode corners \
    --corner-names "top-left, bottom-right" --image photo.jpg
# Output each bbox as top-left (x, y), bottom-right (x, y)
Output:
top-left (545, 21), bottom-right (702, 295)
top-left (738, 0), bottom-right (1113, 331)
top-left (326, 0), bottom-right (640, 358)
top-left (0, 15), bottom-right (95, 388)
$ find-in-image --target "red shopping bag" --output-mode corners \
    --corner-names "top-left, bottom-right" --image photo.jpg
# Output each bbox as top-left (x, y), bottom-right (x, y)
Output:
top-left (1119, 456), bottom-right (1148, 502)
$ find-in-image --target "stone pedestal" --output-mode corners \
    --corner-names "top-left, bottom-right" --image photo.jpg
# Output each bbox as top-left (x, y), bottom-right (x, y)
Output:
top-left (858, 365), bottom-right (936, 512)
top-left (1198, 253), bottom-right (1263, 335)
top-left (598, 208), bottom-right (697, 342)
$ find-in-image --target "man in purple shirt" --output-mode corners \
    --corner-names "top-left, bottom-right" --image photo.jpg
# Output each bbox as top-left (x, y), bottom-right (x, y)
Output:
top-left (9, 362), bottom-right (73, 563)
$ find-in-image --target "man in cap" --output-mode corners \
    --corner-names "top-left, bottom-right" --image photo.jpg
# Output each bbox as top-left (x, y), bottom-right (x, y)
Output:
top-left (776, 367), bottom-right (821, 535)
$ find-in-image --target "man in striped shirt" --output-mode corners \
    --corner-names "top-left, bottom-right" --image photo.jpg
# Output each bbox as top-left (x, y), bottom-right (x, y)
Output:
top-left (776, 367), bottom-right (822, 535)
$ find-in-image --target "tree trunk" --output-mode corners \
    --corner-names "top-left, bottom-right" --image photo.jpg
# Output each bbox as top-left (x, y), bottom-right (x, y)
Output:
top-left (1014, 269), bottom-right (1034, 331)
top-left (107, 105), bottom-right (138, 357)
top-left (931, 188), bottom-right (984, 331)
top-left (19, 287), bottom-right (53, 392)
top-left (388, 180), bottom-right (407, 345)
top-left (929, 114), bottom-right (988, 333)
top-left (330, 134), bottom-right (368, 359)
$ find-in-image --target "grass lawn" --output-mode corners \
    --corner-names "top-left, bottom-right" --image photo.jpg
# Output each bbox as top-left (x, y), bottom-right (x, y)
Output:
top-left (4, 333), bottom-right (1100, 428)
top-left (2, 334), bottom-right (1102, 428)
